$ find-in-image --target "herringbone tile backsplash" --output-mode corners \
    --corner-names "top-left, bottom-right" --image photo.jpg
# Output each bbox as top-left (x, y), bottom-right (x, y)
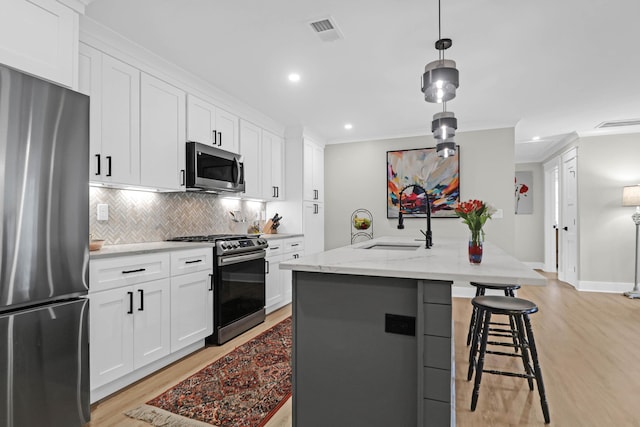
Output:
top-left (89, 187), bottom-right (266, 244)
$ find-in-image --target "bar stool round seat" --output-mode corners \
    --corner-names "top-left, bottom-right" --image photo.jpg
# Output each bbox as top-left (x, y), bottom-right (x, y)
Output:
top-left (466, 282), bottom-right (521, 347)
top-left (471, 295), bottom-right (538, 315)
top-left (468, 295), bottom-right (550, 424)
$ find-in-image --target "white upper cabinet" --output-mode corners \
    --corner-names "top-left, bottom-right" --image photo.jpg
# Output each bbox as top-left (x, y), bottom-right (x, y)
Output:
top-left (187, 94), bottom-right (239, 153)
top-left (79, 44), bottom-right (141, 186)
top-left (303, 139), bottom-right (324, 203)
top-left (239, 119), bottom-right (262, 199)
top-left (140, 73), bottom-right (186, 190)
top-left (0, 0), bottom-right (78, 87)
top-left (262, 130), bottom-right (285, 201)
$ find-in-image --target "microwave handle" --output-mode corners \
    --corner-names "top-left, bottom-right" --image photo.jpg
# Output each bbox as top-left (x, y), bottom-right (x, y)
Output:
top-left (234, 156), bottom-right (241, 186)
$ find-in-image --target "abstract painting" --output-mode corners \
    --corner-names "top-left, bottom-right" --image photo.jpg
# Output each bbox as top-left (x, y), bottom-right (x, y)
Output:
top-left (387, 147), bottom-right (460, 218)
top-left (515, 171), bottom-right (533, 214)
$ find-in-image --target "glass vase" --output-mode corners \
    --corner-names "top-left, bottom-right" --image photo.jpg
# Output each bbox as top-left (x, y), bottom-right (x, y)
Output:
top-left (468, 232), bottom-right (483, 264)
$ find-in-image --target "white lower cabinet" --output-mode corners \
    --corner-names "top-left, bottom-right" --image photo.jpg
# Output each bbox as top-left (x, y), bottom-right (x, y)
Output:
top-left (265, 237), bottom-right (303, 314)
top-left (170, 270), bottom-right (213, 351)
top-left (90, 247), bottom-right (214, 401)
top-left (90, 278), bottom-right (170, 390)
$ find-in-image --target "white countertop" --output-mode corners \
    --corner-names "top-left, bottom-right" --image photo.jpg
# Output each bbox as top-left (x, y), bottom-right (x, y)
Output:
top-left (260, 233), bottom-right (304, 240)
top-left (280, 236), bottom-right (546, 286)
top-left (89, 241), bottom-right (215, 259)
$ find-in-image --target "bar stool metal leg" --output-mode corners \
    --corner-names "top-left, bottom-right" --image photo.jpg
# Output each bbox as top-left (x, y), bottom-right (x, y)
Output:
top-left (514, 313), bottom-right (534, 391)
top-left (467, 307), bottom-right (486, 381)
top-left (471, 311), bottom-right (492, 411)
top-left (524, 314), bottom-right (551, 424)
top-left (466, 286), bottom-right (484, 345)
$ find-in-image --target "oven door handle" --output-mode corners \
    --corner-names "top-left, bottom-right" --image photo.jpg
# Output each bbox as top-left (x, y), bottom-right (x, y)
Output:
top-left (218, 251), bottom-right (265, 266)
top-left (233, 156), bottom-right (241, 186)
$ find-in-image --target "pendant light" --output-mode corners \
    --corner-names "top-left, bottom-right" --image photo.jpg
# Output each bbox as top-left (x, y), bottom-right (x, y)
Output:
top-left (421, 0), bottom-right (459, 158)
top-left (421, 0), bottom-right (459, 103)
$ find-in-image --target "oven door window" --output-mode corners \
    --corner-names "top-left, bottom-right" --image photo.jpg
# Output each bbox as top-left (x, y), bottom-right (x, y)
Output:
top-left (217, 256), bottom-right (265, 327)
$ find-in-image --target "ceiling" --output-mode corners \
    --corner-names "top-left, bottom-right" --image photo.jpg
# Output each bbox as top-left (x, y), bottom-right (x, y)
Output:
top-left (85, 0), bottom-right (640, 163)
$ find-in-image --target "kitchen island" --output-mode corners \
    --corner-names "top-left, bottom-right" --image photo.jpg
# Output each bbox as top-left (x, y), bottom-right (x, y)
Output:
top-left (280, 236), bottom-right (545, 427)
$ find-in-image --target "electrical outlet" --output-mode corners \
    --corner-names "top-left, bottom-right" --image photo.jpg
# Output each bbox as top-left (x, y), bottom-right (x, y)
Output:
top-left (493, 208), bottom-right (503, 219)
top-left (97, 204), bottom-right (109, 221)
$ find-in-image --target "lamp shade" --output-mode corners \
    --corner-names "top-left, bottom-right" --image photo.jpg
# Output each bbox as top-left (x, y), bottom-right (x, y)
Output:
top-left (622, 185), bottom-right (640, 206)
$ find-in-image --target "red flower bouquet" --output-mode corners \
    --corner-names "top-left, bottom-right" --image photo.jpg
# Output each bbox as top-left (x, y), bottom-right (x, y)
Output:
top-left (455, 200), bottom-right (495, 263)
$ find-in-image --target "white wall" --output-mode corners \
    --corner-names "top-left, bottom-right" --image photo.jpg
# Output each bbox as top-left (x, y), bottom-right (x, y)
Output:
top-left (514, 163), bottom-right (545, 264)
top-left (324, 128), bottom-right (516, 254)
top-left (578, 133), bottom-right (640, 285)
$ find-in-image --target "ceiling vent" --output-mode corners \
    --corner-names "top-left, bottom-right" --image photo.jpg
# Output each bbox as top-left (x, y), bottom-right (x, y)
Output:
top-left (596, 119), bottom-right (640, 129)
top-left (308, 17), bottom-right (344, 42)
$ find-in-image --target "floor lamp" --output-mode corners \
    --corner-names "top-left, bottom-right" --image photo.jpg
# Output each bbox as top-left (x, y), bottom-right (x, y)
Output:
top-left (622, 185), bottom-right (640, 299)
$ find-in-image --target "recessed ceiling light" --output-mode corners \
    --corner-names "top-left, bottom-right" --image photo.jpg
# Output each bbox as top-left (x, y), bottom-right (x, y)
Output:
top-left (344, 123), bottom-right (353, 130)
top-left (532, 136), bottom-right (540, 141)
top-left (288, 73), bottom-right (301, 83)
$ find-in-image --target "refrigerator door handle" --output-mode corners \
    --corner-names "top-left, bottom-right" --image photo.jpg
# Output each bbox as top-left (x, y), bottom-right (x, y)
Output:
top-left (127, 291), bottom-right (133, 314)
top-left (138, 289), bottom-right (144, 311)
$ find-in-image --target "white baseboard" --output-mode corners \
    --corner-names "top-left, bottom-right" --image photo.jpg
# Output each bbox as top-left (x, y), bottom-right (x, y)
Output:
top-left (524, 262), bottom-right (544, 270)
top-left (578, 280), bottom-right (634, 293)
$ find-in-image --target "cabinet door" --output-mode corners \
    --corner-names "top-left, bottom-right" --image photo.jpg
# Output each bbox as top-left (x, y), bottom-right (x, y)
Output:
top-left (265, 254), bottom-right (285, 314)
top-left (133, 279), bottom-right (171, 369)
top-left (216, 108), bottom-right (240, 153)
top-left (186, 95), bottom-right (216, 145)
top-left (262, 130), bottom-right (284, 200)
top-left (240, 120), bottom-right (262, 198)
top-left (89, 287), bottom-right (134, 389)
top-left (140, 73), bottom-right (186, 190)
top-left (0, 0), bottom-right (77, 87)
top-left (101, 54), bottom-right (141, 185)
top-left (303, 201), bottom-right (325, 256)
top-left (312, 143), bottom-right (324, 202)
top-left (78, 43), bottom-right (103, 179)
top-left (303, 140), bottom-right (315, 201)
top-left (170, 271), bottom-right (213, 351)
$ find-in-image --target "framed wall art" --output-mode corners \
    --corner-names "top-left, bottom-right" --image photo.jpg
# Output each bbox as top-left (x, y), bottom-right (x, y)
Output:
top-left (387, 147), bottom-right (460, 218)
top-left (515, 171), bottom-right (533, 214)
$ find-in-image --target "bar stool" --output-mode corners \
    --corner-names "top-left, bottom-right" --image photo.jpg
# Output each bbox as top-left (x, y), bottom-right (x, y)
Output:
top-left (466, 282), bottom-right (521, 347)
top-left (468, 295), bottom-right (550, 424)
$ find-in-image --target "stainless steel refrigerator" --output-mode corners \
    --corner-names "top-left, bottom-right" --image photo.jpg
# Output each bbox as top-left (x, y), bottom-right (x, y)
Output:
top-left (0, 64), bottom-right (90, 426)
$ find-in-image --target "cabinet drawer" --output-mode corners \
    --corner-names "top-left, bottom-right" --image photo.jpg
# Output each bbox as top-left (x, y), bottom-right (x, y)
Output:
top-left (423, 282), bottom-right (451, 305)
top-left (423, 367), bottom-right (451, 403)
top-left (90, 253), bottom-right (170, 293)
top-left (423, 303), bottom-right (452, 337)
top-left (170, 248), bottom-right (213, 275)
top-left (266, 242), bottom-right (284, 257)
top-left (284, 238), bottom-right (304, 253)
top-left (423, 335), bottom-right (451, 370)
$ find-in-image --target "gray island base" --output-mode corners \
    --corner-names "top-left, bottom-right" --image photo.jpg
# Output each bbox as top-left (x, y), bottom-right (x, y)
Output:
top-left (281, 237), bottom-right (545, 427)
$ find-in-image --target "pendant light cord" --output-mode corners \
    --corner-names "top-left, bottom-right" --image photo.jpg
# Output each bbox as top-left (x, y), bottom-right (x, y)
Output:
top-left (438, 0), bottom-right (444, 61)
top-left (438, 0), bottom-right (442, 41)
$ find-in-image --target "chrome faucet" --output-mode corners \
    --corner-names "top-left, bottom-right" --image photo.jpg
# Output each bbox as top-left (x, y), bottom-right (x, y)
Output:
top-left (397, 184), bottom-right (433, 249)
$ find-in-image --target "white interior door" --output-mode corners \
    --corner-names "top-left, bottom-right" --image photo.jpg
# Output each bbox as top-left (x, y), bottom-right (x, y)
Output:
top-left (559, 148), bottom-right (579, 287)
top-left (543, 158), bottom-right (560, 272)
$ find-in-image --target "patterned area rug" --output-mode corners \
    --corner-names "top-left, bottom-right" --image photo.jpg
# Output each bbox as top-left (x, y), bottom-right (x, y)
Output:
top-left (125, 317), bottom-right (292, 427)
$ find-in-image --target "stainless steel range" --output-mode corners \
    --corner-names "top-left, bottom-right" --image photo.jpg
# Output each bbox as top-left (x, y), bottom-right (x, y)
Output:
top-left (168, 234), bottom-right (268, 344)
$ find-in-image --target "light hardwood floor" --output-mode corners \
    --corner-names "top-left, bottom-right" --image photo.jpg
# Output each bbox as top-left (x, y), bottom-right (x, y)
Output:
top-left (90, 274), bottom-right (640, 426)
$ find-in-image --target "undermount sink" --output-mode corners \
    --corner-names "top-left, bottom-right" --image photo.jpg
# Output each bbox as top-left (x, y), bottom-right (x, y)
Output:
top-left (362, 243), bottom-right (421, 251)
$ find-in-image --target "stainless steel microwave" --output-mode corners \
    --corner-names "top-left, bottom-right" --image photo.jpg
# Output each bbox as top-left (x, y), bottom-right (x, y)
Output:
top-left (186, 142), bottom-right (245, 193)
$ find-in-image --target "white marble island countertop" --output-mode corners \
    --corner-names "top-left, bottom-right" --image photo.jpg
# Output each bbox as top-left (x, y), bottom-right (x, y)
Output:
top-left (280, 236), bottom-right (546, 286)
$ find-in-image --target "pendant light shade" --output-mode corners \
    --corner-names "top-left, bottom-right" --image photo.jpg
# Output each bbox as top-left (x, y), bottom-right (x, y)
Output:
top-left (436, 140), bottom-right (456, 158)
top-left (432, 111), bottom-right (457, 158)
top-left (422, 59), bottom-right (459, 103)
